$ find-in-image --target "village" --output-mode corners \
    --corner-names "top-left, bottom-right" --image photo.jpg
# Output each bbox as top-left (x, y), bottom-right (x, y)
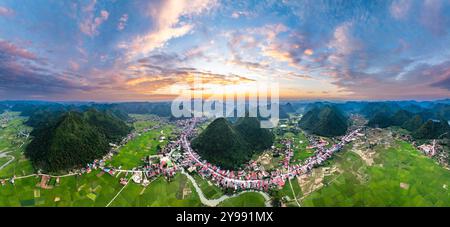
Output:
top-left (391, 128), bottom-right (449, 168)
top-left (0, 114), bottom-right (364, 195)
top-left (174, 118), bottom-right (363, 192)
top-left (1, 109), bottom-right (449, 208)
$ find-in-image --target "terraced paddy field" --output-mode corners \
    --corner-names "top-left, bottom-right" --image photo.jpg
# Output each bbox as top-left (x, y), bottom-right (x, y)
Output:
top-left (218, 192), bottom-right (266, 207)
top-left (301, 141), bottom-right (450, 207)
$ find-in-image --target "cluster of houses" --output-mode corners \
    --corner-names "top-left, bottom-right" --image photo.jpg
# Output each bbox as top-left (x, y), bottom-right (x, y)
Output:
top-left (81, 147), bottom-right (179, 187)
top-left (279, 139), bottom-right (294, 169)
top-left (174, 118), bottom-right (363, 192)
top-left (306, 138), bottom-right (329, 149)
top-left (418, 141), bottom-right (437, 157)
top-left (1, 115), bottom-right (364, 194)
top-left (117, 154), bottom-right (179, 186)
top-left (413, 137), bottom-right (448, 166)
top-left (0, 123), bottom-right (169, 188)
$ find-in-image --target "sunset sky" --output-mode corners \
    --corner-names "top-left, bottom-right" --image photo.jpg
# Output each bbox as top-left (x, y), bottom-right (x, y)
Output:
top-left (0, 0), bottom-right (450, 101)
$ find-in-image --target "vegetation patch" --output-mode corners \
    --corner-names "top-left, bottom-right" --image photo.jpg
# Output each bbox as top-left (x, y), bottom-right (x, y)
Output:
top-left (219, 192), bottom-right (266, 207)
top-left (192, 117), bottom-right (273, 169)
top-left (301, 140), bottom-right (450, 206)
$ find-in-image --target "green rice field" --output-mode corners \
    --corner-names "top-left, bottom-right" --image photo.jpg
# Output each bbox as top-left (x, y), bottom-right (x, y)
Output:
top-left (192, 173), bottom-right (224, 200)
top-left (218, 192), bottom-right (266, 207)
top-left (302, 141), bottom-right (450, 206)
top-left (283, 131), bottom-right (315, 162)
top-left (0, 112), bottom-right (34, 178)
top-left (0, 170), bottom-right (202, 207)
top-left (109, 174), bottom-right (202, 207)
top-left (107, 124), bottom-right (173, 169)
top-left (1, 111), bottom-right (449, 207)
top-left (277, 177), bottom-right (303, 207)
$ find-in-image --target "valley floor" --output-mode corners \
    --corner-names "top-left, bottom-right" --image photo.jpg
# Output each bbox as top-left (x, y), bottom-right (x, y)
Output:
top-left (300, 130), bottom-right (450, 207)
top-left (0, 113), bottom-right (448, 207)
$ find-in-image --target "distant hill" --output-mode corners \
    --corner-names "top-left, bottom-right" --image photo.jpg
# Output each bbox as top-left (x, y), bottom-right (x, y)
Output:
top-left (402, 114), bottom-right (424, 131)
top-left (280, 103), bottom-right (295, 114)
top-left (412, 119), bottom-right (450, 140)
top-left (25, 110), bottom-right (131, 172)
top-left (366, 109), bottom-right (450, 140)
top-left (367, 112), bottom-right (393, 128)
top-left (367, 109), bottom-right (413, 128)
top-left (391, 110), bottom-right (413, 126)
top-left (191, 117), bottom-right (273, 169)
top-left (112, 102), bottom-right (173, 117)
top-left (401, 104), bottom-right (424, 113)
top-left (0, 104), bottom-right (7, 114)
top-left (299, 105), bottom-right (348, 137)
top-left (360, 102), bottom-right (401, 119)
top-left (434, 103), bottom-right (450, 119)
top-left (334, 101), bottom-right (366, 114)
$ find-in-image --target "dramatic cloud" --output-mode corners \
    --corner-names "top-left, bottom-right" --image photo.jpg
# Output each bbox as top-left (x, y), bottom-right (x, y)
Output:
top-left (332, 60), bottom-right (450, 99)
top-left (1, 0), bottom-right (449, 101)
top-left (123, 0), bottom-right (217, 57)
top-left (0, 40), bottom-right (95, 97)
top-left (327, 22), bottom-right (360, 66)
top-left (117, 14), bottom-right (128, 31)
top-left (431, 77), bottom-right (450, 91)
top-left (79, 1), bottom-right (110, 37)
top-left (0, 40), bottom-right (39, 61)
top-left (126, 53), bottom-right (254, 85)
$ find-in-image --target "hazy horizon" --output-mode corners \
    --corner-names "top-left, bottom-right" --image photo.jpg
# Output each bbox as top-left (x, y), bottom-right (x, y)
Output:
top-left (1, 97), bottom-right (449, 104)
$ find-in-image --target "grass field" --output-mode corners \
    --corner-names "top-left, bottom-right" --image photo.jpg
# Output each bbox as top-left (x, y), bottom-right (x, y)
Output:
top-left (283, 131), bottom-right (314, 163)
top-left (0, 170), bottom-right (125, 206)
top-left (219, 192), bottom-right (266, 207)
top-left (109, 174), bottom-right (202, 207)
top-left (108, 124), bottom-right (173, 169)
top-left (3, 111), bottom-right (449, 207)
top-left (301, 141), bottom-right (450, 206)
top-left (0, 114), bottom-right (202, 207)
top-left (0, 170), bottom-right (202, 207)
top-left (129, 114), bottom-right (160, 131)
top-left (0, 157), bottom-right (9, 167)
top-left (277, 177), bottom-right (303, 207)
top-left (192, 173), bottom-right (224, 200)
top-left (0, 112), bottom-right (34, 178)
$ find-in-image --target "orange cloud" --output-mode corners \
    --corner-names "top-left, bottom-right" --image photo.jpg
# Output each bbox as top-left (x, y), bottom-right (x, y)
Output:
top-left (123, 0), bottom-right (217, 57)
top-left (304, 49), bottom-right (313, 56)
